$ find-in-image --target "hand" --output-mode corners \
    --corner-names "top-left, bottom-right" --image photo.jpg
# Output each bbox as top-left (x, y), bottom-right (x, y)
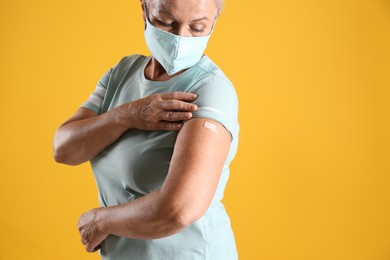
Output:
top-left (125, 92), bottom-right (198, 131)
top-left (78, 208), bottom-right (108, 253)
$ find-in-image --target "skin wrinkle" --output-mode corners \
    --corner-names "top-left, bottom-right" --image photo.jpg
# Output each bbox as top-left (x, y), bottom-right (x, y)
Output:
top-left (147, 0), bottom-right (223, 13)
top-left (145, 0), bottom-right (219, 32)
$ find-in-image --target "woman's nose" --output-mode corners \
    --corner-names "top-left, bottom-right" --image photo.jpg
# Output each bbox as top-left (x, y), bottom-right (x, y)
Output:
top-left (173, 26), bottom-right (192, 37)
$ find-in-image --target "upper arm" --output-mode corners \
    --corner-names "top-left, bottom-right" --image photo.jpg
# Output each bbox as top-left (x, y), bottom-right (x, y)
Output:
top-left (159, 117), bottom-right (231, 224)
top-left (59, 107), bottom-right (98, 128)
top-left (158, 75), bottom-right (239, 224)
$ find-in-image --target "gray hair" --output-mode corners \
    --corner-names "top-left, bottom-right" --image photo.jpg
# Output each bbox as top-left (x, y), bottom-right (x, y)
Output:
top-left (214, 0), bottom-right (224, 12)
top-left (145, 0), bottom-right (224, 13)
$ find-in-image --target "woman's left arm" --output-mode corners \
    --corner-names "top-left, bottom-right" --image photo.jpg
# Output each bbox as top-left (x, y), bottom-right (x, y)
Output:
top-left (78, 117), bottom-right (232, 252)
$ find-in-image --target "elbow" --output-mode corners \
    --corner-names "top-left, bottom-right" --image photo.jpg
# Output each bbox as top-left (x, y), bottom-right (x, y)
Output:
top-left (172, 213), bottom-right (198, 229)
top-left (53, 147), bottom-right (80, 166)
top-left (53, 149), bottom-right (74, 165)
top-left (53, 135), bottom-right (82, 166)
top-left (163, 205), bottom-right (205, 229)
top-left (53, 149), bottom-right (63, 164)
top-left (156, 192), bottom-right (208, 231)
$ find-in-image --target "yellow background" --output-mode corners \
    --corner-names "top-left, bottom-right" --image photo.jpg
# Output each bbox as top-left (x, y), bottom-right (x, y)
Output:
top-left (1, 0), bottom-right (389, 259)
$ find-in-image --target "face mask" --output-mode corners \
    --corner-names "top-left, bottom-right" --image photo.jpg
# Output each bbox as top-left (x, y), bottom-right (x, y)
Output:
top-left (143, 5), bottom-right (215, 76)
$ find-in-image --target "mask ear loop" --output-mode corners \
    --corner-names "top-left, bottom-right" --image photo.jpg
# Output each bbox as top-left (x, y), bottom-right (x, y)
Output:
top-left (208, 18), bottom-right (217, 35)
top-left (143, 1), bottom-right (150, 30)
top-left (205, 12), bottom-right (219, 36)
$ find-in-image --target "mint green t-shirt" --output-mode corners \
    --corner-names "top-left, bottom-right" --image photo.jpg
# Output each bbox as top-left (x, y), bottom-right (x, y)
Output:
top-left (82, 54), bottom-right (239, 260)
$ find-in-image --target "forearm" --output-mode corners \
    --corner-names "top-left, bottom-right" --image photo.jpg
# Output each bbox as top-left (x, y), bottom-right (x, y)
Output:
top-left (54, 105), bottom-right (133, 165)
top-left (77, 119), bottom-right (231, 251)
top-left (98, 190), bottom-right (188, 240)
top-left (54, 92), bottom-right (198, 165)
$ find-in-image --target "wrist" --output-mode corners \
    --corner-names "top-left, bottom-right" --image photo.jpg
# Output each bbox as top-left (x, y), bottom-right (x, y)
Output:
top-left (97, 207), bottom-right (111, 234)
top-left (113, 103), bottom-right (137, 130)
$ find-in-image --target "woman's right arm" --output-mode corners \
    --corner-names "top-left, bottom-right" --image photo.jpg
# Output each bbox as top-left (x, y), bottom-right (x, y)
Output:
top-left (53, 92), bottom-right (198, 165)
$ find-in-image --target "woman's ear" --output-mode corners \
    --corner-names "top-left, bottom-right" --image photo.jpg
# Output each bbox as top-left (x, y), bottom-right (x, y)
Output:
top-left (141, 0), bottom-right (146, 24)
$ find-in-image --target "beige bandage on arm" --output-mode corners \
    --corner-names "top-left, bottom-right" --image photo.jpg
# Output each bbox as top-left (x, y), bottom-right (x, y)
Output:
top-left (203, 121), bottom-right (217, 133)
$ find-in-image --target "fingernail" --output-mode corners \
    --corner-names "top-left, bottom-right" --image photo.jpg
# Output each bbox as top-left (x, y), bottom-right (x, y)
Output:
top-left (192, 93), bottom-right (198, 98)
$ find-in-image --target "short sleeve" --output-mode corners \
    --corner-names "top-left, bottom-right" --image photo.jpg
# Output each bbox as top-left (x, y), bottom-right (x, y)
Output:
top-left (81, 67), bottom-right (113, 114)
top-left (190, 76), bottom-right (239, 141)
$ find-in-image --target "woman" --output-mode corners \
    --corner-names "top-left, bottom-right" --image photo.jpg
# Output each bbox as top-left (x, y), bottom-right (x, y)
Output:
top-left (53, 0), bottom-right (239, 259)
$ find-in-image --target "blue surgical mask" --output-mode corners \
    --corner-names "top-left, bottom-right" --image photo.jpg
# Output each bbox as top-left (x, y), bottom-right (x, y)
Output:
top-left (143, 5), bottom-right (215, 75)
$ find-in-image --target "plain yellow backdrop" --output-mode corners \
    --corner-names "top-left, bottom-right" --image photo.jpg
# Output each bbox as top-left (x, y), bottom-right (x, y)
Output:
top-left (1, 0), bottom-right (389, 259)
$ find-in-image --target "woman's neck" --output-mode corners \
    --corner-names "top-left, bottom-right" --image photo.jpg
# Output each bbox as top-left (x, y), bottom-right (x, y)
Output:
top-left (144, 57), bottom-right (185, 81)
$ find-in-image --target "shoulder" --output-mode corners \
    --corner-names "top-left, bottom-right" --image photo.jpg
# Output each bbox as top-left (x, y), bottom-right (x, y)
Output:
top-left (189, 57), bottom-right (239, 141)
top-left (96, 54), bottom-right (147, 84)
top-left (191, 57), bottom-right (237, 102)
top-left (103, 54), bottom-right (147, 91)
top-left (189, 56), bottom-right (237, 96)
top-left (189, 56), bottom-right (234, 86)
top-left (111, 54), bottom-right (147, 74)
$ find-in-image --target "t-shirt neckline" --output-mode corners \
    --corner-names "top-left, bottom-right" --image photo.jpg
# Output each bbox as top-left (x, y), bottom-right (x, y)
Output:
top-left (139, 55), bottom-right (208, 87)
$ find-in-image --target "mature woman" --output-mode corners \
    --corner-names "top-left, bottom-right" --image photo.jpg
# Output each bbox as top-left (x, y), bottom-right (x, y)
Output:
top-left (53, 0), bottom-right (239, 259)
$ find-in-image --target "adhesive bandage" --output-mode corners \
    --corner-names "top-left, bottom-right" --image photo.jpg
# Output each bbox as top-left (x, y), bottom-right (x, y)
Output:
top-left (203, 121), bottom-right (217, 132)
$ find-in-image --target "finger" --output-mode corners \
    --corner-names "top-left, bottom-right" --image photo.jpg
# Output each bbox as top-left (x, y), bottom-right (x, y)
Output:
top-left (156, 121), bottom-right (183, 131)
top-left (80, 229), bottom-right (88, 245)
top-left (159, 100), bottom-right (197, 111)
top-left (160, 92), bottom-right (198, 101)
top-left (86, 239), bottom-right (100, 252)
top-left (86, 243), bottom-right (96, 253)
top-left (158, 111), bottom-right (193, 122)
top-left (92, 244), bottom-right (101, 252)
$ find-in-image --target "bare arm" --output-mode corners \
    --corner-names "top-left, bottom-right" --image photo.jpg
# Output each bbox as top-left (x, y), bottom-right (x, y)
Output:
top-left (78, 118), bottom-right (232, 252)
top-left (53, 92), bottom-right (198, 165)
